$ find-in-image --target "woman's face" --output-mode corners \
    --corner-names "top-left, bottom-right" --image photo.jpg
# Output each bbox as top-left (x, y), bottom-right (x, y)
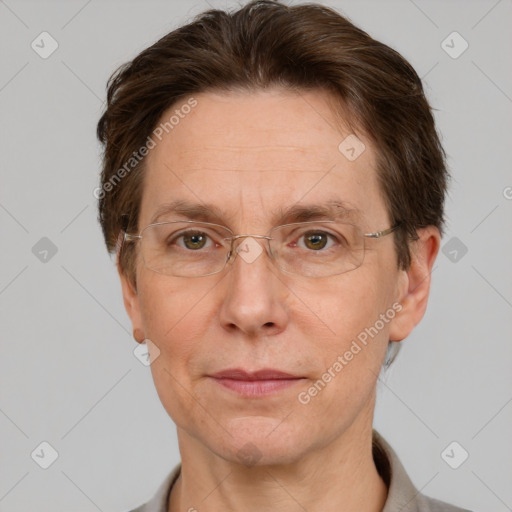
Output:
top-left (120, 88), bottom-right (413, 465)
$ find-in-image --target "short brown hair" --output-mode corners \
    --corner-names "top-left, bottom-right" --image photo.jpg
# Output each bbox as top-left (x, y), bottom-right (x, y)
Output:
top-left (96, 0), bottom-right (448, 289)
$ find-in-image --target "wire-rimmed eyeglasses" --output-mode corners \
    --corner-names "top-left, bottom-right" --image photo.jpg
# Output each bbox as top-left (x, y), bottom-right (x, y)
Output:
top-left (123, 219), bottom-right (400, 278)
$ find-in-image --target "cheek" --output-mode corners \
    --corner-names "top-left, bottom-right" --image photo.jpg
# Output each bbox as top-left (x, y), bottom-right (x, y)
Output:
top-left (294, 269), bottom-right (394, 388)
top-left (293, 271), bottom-right (385, 345)
top-left (136, 276), bottom-right (217, 426)
top-left (292, 273), bottom-right (393, 424)
top-left (137, 274), bottom-right (215, 372)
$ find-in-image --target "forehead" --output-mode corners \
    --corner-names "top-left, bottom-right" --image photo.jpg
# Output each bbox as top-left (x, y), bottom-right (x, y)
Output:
top-left (139, 88), bottom-right (386, 229)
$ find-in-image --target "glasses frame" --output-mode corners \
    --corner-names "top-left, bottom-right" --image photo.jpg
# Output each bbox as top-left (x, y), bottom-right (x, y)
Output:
top-left (123, 219), bottom-right (401, 278)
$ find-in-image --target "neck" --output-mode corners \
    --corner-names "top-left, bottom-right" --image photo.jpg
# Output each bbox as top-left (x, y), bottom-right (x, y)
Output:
top-left (168, 421), bottom-right (388, 512)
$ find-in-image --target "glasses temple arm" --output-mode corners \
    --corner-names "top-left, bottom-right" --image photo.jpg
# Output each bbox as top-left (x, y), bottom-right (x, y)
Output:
top-left (364, 223), bottom-right (401, 239)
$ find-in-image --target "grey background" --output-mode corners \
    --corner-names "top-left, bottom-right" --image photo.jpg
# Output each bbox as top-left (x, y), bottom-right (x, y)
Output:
top-left (1, 0), bottom-right (511, 510)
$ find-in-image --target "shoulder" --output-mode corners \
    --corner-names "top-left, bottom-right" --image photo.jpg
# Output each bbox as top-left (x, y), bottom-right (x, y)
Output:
top-left (373, 430), bottom-right (474, 512)
top-left (417, 494), bottom-right (473, 512)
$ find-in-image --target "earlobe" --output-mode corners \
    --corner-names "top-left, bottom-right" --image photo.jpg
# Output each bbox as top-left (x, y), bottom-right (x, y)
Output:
top-left (388, 226), bottom-right (441, 342)
top-left (133, 328), bottom-right (145, 343)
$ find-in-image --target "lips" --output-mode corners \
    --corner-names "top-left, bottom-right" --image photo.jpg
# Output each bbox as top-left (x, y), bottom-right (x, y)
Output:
top-left (210, 368), bottom-right (301, 380)
top-left (208, 368), bottom-right (305, 397)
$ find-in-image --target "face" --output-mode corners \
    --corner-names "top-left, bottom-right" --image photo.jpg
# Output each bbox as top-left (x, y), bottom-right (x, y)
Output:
top-left (120, 88), bottom-right (426, 466)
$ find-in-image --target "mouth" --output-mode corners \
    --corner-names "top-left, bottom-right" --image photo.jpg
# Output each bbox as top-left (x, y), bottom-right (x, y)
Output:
top-left (208, 368), bottom-right (306, 397)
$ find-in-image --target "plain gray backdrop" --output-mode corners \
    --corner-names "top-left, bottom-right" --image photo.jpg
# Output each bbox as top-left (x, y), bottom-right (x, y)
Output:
top-left (1, 0), bottom-right (511, 511)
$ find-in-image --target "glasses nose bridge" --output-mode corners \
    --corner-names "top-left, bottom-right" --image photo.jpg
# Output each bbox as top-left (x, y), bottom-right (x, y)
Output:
top-left (226, 233), bottom-right (273, 265)
top-left (229, 233), bottom-right (273, 250)
top-left (230, 233), bottom-right (272, 241)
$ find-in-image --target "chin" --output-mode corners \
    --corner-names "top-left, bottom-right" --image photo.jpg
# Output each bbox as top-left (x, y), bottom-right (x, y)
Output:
top-left (213, 415), bottom-right (312, 467)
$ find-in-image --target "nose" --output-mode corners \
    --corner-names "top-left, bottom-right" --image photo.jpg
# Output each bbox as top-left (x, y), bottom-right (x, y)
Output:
top-left (218, 236), bottom-right (288, 338)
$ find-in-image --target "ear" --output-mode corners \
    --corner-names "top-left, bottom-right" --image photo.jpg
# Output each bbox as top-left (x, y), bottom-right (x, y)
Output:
top-left (388, 226), bottom-right (441, 342)
top-left (117, 258), bottom-right (145, 344)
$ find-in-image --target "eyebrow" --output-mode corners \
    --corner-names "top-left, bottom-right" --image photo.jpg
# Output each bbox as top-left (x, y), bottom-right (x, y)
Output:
top-left (150, 198), bottom-right (362, 226)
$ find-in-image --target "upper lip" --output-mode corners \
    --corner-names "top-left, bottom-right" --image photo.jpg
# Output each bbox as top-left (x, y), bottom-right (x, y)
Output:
top-left (209, 368), bottom-right (302, 380)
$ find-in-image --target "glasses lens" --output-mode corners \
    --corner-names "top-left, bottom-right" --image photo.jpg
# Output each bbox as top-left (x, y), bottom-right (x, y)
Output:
top-left (138, 221), bottom-right (366, 278)
top-left (270, 222), bottom-right (364, 277)
top-left (141, 222), bottom-right (231, 277)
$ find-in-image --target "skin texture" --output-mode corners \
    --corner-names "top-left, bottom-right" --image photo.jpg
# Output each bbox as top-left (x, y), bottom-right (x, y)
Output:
top-left (119, 88), bottom-right (440, 512)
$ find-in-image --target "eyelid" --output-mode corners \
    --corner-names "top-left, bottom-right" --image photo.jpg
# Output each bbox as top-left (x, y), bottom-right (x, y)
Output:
top-left (264, 225), bottom-right (343, 255)
top-left (169, 225), bottom-right (231, 248)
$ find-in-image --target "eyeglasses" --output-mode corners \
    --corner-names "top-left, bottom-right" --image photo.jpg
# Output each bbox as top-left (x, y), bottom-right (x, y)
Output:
top-left (123, 219), bottom-right (400, 278)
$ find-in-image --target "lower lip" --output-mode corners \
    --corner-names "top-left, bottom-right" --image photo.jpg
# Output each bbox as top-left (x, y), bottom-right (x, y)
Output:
top-left (210, 377), bottom-right (303, 397)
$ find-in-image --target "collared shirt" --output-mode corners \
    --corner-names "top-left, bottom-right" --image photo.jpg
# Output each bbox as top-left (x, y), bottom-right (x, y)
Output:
top-left (128, 430), bottom-right (472, 512)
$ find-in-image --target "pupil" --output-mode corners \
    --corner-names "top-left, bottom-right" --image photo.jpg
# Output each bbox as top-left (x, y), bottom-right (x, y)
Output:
top-left (184, 233), bottom-right (206, 249)
top-left (305, 232), bottom-right (327, 250)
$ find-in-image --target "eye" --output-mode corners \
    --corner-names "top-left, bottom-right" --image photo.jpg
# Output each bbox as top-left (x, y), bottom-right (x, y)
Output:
top-left (170, 230), bottom-right (215, 250)
top-left (296, 230), bottom-right (339, 251)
